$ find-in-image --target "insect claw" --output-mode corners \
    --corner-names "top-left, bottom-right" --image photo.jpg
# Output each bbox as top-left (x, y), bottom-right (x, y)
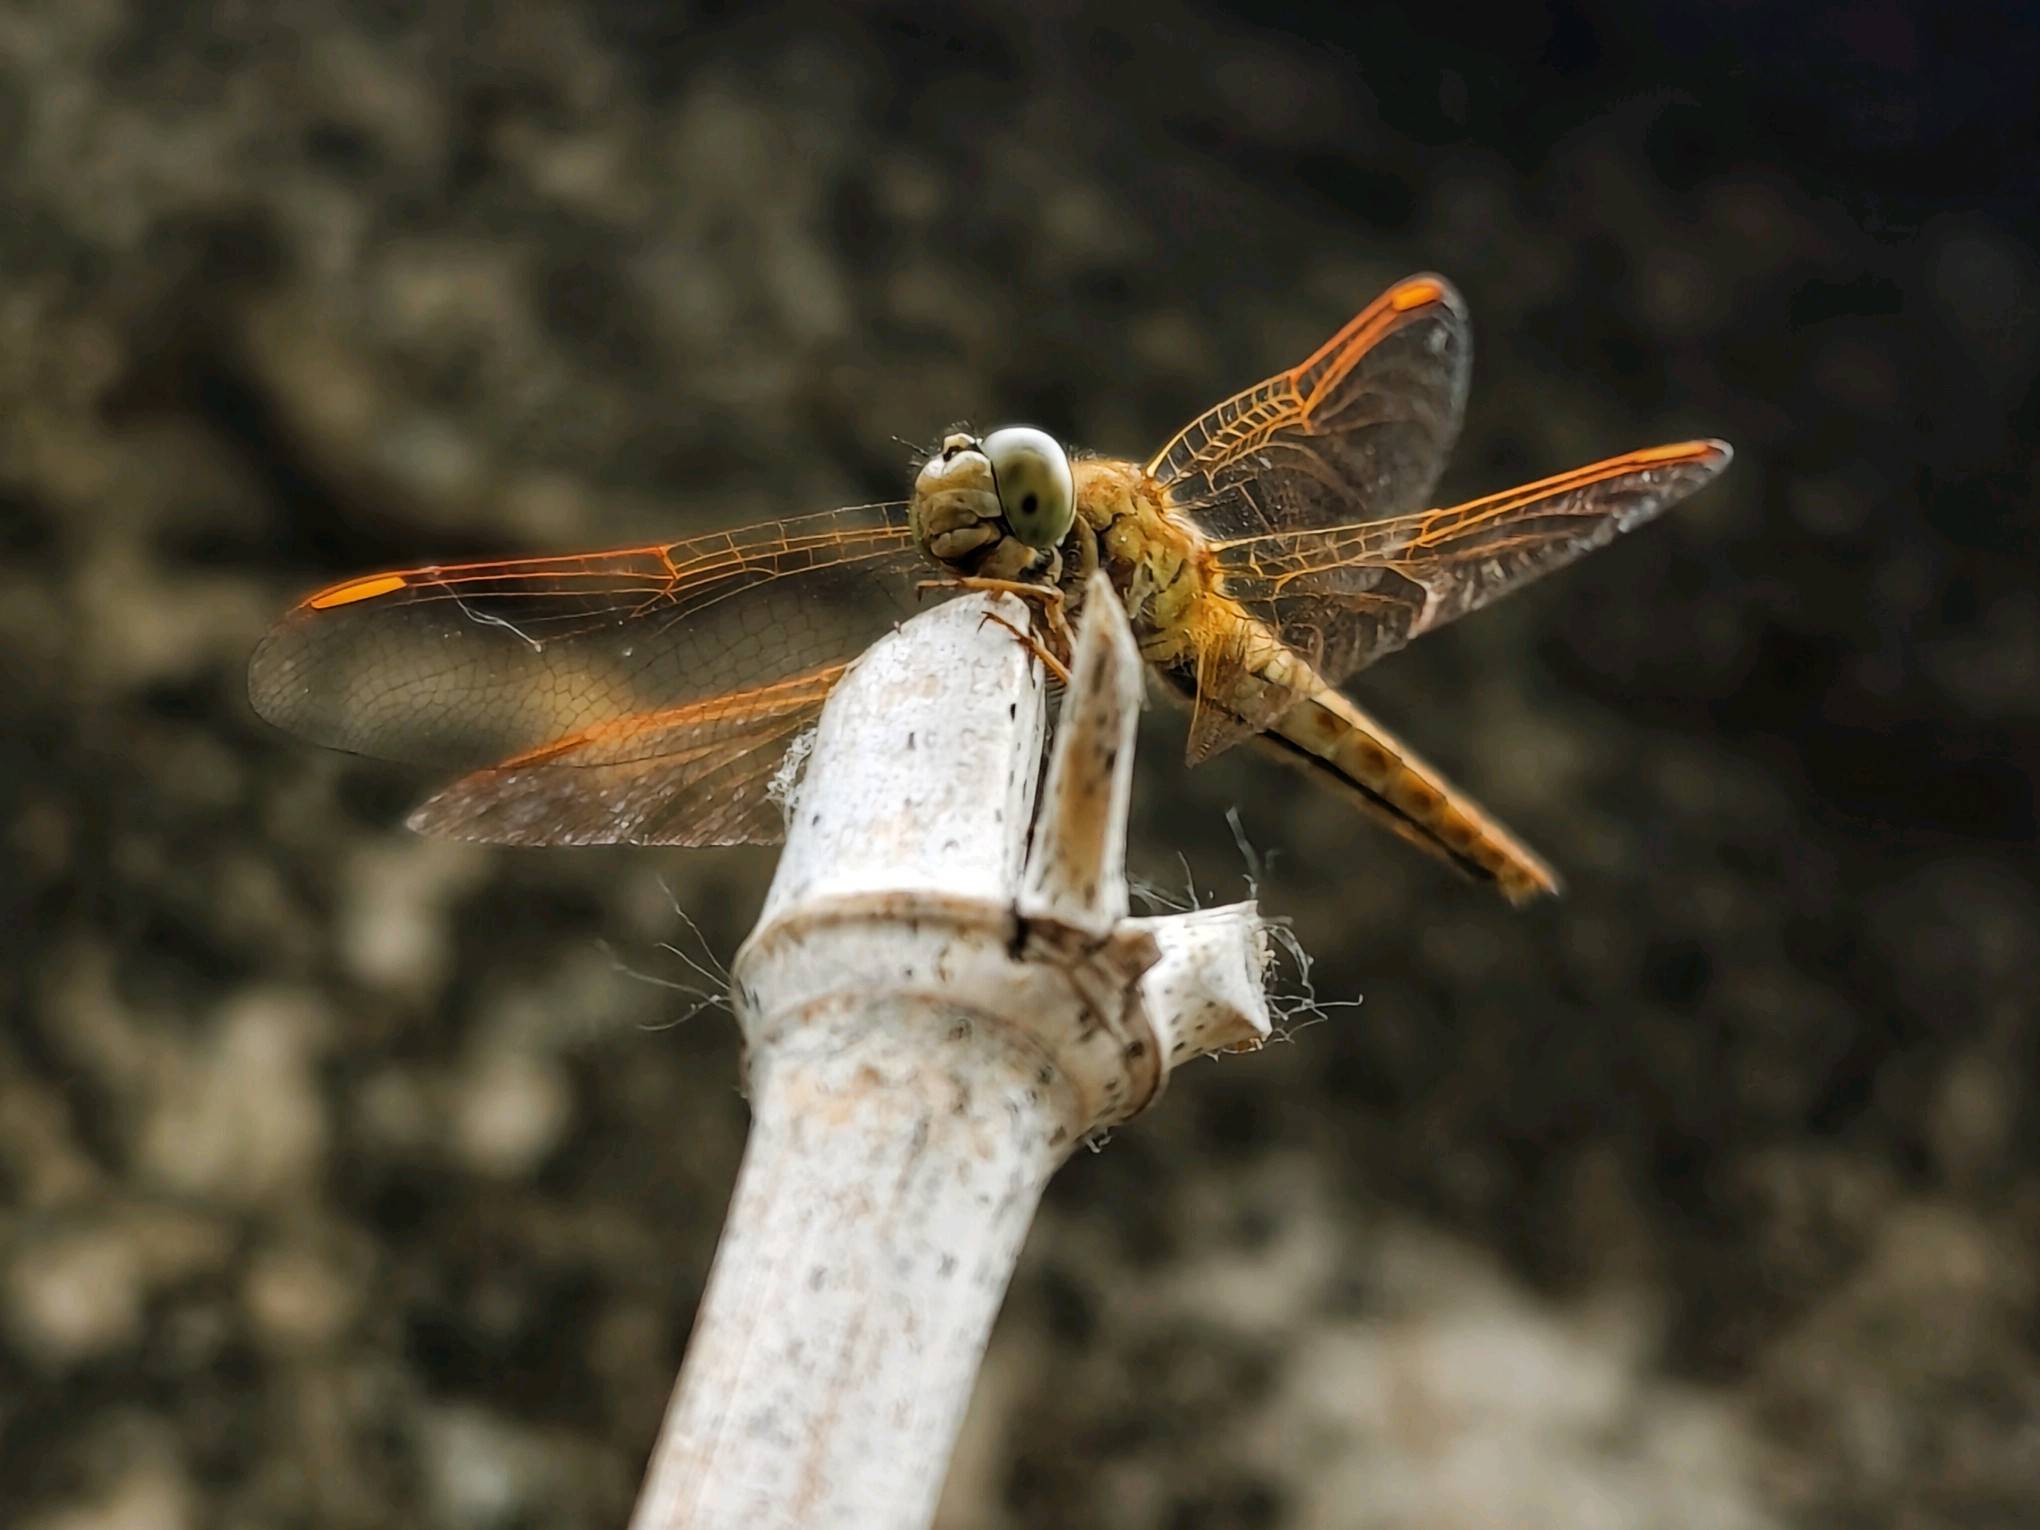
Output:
top-left (977, 608), bottom-right (1074, 685)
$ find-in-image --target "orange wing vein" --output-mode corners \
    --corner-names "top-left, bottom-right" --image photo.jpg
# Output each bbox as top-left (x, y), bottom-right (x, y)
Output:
top-left (1209, 440), bottom-right (1734, 688)
top-left (1147, 272), bottom-right (1472, 541)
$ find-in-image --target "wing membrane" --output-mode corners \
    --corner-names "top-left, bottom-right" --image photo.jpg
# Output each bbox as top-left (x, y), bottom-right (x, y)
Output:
top-left (1211, 441), bottom-right (1732, 695)
top-left (406, 664), bottom-right (845, 846)
top-left (248, 503), bottom-right (924, 844)
top-left (1148, 273), bottom-right (1471, 541)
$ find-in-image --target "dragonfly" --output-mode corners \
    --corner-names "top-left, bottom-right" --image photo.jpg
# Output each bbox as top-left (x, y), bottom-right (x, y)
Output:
top-left (249, 274), bottom-right (1730, 903)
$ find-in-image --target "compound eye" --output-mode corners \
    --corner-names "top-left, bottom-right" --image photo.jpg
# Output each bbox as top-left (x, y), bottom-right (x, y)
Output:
top-left (982, 426), bottom-right (1075, 550)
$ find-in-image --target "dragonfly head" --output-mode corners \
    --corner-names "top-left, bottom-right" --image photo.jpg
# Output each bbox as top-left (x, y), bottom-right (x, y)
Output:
top-left (910, 427), bottom-right (1076, 583)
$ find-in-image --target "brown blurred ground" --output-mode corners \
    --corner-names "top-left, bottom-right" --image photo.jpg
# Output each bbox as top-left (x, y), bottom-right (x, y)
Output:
top-left (2, 3), bottom-right (2036, 1526)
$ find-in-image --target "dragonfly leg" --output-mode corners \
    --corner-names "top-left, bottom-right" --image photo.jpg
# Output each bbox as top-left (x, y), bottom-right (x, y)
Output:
top-left (915, 577), bottom-right (1075, 662)
top-left (918, 576), bottom-right (1075, 679)
top-left (974, 606), bottom-right (1073, 686)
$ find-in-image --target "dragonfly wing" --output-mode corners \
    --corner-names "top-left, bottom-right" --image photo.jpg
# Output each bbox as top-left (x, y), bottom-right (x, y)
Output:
top-left (1211, 441), bottom-right (1733, 692)
top-left (249, 503), bottom-right (926, 844)
top-left (1181, 625), bottom-right (1259, 765)
top-left (1147, 273), bottom-right (1471, 540)
top-left (408, 664), bottom-right (844, 846)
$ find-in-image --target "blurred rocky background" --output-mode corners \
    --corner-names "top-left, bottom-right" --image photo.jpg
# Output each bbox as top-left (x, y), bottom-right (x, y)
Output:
top-left (3, 2), bottom-right (2036, 1526)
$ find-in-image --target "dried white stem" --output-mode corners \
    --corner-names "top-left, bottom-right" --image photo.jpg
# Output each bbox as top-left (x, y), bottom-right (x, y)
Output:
top-left (1019, 572), bottom-right (1143, 937)
top-left (1132, 904), bottom-right (1272, 1064)
top-left (628, 585), bottom-right (1272, 1530)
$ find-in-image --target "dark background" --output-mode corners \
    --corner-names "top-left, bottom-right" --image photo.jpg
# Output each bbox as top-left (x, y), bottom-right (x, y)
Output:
top-left (4, 2), bottom-right (2036, 1526)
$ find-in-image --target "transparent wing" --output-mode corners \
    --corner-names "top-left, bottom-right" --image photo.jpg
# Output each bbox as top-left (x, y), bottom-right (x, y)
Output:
top-left (1211, 441), bottom-right (1734, 694)
top-left (405, 664), bottom-right (846, 847)
top-left (1147, 273), bottom-right (1471, 540)
top-left (248, 503), bottom-right (925, 844)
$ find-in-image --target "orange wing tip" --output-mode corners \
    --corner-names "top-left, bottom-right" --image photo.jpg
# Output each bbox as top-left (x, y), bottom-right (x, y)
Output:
top-left (1389, 275), bottom-right (1446, 311)
top-left (1633, 438), bottom-right (1734, 468)
top-left (306, 572), bottom-right (409, 610)
top-left (1386, 271), bottom-right (1466, 317)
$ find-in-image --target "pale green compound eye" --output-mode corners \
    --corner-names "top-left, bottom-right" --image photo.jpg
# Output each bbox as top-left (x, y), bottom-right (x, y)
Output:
top-left (982, 426), bottom-right (1075, 549)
